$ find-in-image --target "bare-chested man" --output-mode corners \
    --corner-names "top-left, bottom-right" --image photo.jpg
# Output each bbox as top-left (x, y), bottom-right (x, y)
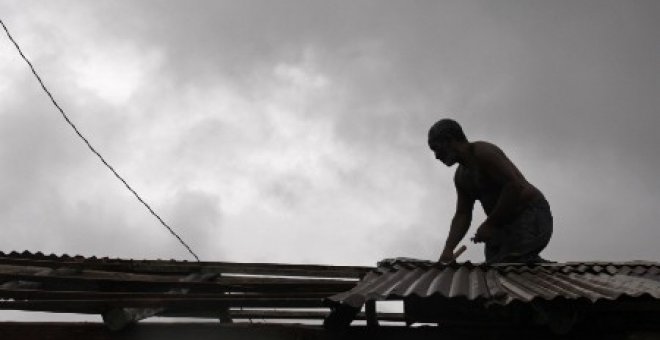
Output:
top-left (428, 119), bottom-right (552, 264)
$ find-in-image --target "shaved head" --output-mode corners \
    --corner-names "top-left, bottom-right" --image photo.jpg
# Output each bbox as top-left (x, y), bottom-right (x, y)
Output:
top-left (428, 119), bottom-right (467, 145)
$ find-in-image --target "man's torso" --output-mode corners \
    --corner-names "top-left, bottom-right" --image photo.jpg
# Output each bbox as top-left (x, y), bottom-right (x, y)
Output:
top-left (455, 142), bottom-right (543, 217)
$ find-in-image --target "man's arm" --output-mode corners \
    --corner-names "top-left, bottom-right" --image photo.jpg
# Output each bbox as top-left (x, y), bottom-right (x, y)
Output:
top-left (439, 172), bottom-right (475, 262)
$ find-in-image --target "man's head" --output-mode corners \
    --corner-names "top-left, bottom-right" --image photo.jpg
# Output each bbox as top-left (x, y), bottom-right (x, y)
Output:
top-left (428, 119), bottom-right (467, 166)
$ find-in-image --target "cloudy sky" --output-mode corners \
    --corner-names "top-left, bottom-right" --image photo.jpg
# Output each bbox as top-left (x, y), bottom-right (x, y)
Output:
top-left (1, 0), bottom-right (658, 273)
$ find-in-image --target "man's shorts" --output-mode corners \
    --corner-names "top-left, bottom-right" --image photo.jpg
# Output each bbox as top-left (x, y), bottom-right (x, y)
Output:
top-left (485, 198), bottom-right (553, 264)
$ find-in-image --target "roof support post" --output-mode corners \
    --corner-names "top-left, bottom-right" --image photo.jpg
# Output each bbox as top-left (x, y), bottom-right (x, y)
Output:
top-left (366, 300), bottom-right (379, 328)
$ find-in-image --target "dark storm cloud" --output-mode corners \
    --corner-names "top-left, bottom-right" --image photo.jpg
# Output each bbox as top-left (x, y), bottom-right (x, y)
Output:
top-left (1, 0), bottom-right (658, 267)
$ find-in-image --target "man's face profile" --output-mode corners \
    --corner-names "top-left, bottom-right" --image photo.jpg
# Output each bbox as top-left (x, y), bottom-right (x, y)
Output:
top-left (429, 138), bottom-right (457, 167)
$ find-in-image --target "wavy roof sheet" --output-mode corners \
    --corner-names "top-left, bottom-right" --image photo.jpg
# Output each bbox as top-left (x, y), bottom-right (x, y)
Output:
top-left (328, 260), bottom-right (660, 308)
top-left (0, 250), bottom-right (377, 328)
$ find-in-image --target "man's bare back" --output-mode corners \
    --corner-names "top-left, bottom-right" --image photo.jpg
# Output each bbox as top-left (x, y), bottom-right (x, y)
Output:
top-left (455, 141), bottom-right (543, 217)
top-left (428, 119), bottom-right (552, 264)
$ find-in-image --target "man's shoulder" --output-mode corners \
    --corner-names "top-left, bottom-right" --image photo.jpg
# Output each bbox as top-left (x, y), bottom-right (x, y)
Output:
top-left (470, 141), bottom-right (507, 161)
top-left (471, 141), bottom-right (503, 153)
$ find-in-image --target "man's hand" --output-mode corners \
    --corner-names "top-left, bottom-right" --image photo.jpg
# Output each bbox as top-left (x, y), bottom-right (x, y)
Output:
top-left (438, 250), bottom-right (455, 264)
top-left (473, 221), bottom-right (495, 243)
top-left (438, 245), bottom-right (467, 264)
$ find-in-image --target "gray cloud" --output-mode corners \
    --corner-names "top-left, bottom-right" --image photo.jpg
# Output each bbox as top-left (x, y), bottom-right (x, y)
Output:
top-left (1, 0), bottom-right (658, 271)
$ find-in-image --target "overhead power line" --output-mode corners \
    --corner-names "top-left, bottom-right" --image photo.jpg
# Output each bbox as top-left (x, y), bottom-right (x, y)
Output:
top-left (1, 19), bottom-right (201, 262)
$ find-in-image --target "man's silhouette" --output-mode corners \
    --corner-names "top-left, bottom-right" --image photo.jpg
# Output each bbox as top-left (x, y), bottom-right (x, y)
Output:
top-left (429, 119), bottom-right (552, 264)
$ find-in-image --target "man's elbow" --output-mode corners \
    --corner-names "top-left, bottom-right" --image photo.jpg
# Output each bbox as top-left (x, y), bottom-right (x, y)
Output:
top-left (452, 211), bottom-right (472, 225)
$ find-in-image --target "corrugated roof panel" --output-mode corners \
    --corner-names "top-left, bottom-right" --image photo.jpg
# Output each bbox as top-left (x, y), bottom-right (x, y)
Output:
top-left (647, 266), bottom-right (660, 276)
top-left (428, 266), bottom-right (455, 296)
top-left (532, 272), bottom-right (592, 300)
top-left (367, 267), bottom-right (410, 297)
top-left (447, 266), bottom-right (470, 298)
top-left (485, 269), bottom-right (506, 298)
top-left (388, 267), bottom-right (426, 296)
top-left (0, 250), bottom-right (380, 325)
top-left (467, 268), bottom-right (488, 300)
top-left (581, 273), bottom-right (660, 299)
top-left (495, 272), bottom-right (538, 302)
top-left (327, 260), bottom-right (660, 308)
top-left (403, 267), bottom-right (441, 297)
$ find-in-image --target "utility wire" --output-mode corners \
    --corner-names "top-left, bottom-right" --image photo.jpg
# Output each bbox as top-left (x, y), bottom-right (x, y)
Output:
top-left (1, 19), bottom-right (201, 262)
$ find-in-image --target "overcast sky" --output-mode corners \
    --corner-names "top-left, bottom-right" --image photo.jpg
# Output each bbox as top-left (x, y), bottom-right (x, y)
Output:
top-left (1, 0), bottom-right (658, 274)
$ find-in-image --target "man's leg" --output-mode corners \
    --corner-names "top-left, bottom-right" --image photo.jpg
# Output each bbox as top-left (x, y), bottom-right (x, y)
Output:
top-left (486, 198), bottom-right (553, 264)
top-left (507, 199), bottom-right (553, 263)
top-left (519, 199), bottom-right (553, 262)
top-left (484, 229), bottom-right (508, 264)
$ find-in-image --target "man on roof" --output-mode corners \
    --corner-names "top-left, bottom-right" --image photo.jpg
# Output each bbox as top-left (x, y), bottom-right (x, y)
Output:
top-left (429, 119), bottom-right (552, 264)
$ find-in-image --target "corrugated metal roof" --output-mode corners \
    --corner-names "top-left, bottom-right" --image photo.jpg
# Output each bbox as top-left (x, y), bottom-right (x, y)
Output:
top-left (328, 259), bottom-right (660, 308)
top-left (0, 250), bottom-right (379, 329)
top-left (0, 250), bottom-right (372, 277)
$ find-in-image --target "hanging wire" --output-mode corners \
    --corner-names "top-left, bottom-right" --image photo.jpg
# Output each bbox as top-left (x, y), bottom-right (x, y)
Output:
top-left (0, 19), bottom-right (201, 262)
